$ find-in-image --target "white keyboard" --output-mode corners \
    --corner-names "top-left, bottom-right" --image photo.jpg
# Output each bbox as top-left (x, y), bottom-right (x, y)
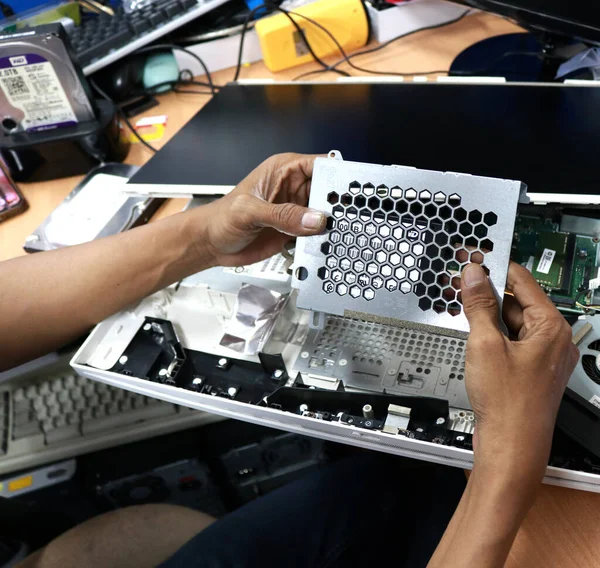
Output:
top-left (0, 369), bottom-right (221, 475)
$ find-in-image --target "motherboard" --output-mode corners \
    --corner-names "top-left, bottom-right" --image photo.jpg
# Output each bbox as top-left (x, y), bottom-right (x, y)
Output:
top-left (511, 211), bottom-right (600, 315)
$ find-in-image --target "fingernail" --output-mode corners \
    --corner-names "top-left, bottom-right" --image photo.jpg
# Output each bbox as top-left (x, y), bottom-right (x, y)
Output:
top-left (302, 210), bottom-right (325, 230)
top-left (463, 264), bottom-right (486, 288)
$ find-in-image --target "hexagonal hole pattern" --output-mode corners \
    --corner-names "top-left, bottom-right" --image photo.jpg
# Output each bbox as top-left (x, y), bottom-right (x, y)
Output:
top-left (318, 180), bottom-right (502, 318)
top-left (327, 192), bottom-right (339, 205)
top-left (387, 212), bottom-right (400, 225)
top-left (484, 212), bottom-right (498, 226)
top-left (373, 211), bottom-right (386, 223)
top-left (480, 238), bottom-right (494, 252)
top-left (376, 184), bottom-right (389, 197)
top-left (469, 210), bottom-right (482, 224)
top-left (381, 198), bottom-right (394, 212)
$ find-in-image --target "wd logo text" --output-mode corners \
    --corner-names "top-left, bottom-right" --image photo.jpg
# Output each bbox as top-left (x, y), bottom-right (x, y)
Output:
top-left (9, 56), bottom-right (27, 66)
top-left (407, 229), bottom-right (419, 241)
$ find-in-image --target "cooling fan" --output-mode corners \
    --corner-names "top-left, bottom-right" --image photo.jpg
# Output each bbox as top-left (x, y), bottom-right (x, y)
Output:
top-left (570, 317), bottom-right (600, 404)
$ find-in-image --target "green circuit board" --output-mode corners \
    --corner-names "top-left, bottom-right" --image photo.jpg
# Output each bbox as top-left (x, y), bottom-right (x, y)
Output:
top-left (511, 215), bottom-right (599, 312)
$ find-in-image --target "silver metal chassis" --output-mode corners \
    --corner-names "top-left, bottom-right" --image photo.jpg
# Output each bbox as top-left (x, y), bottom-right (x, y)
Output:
top-left (292, 153), bottom-right (525, 335)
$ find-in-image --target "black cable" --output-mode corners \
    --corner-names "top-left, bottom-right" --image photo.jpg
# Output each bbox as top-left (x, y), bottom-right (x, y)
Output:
top-left (279, 7), bottom-right (359, 73)
top-left (233, 5), bottom-right (266, 82)
top-left (274, 7), bottom-right (351, 77)
top-left (90, 78), bottom-right (158, 154)
top-left (293, 9), bottom-right (471, 80)
top-left (233, 3), bottom-right (351, 82)
top-left (135, 43), bottom-right (218, 94)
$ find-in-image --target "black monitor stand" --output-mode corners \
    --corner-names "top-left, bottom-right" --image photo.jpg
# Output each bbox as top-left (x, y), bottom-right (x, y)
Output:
top-left (449, 31), bottom-right (571, 82)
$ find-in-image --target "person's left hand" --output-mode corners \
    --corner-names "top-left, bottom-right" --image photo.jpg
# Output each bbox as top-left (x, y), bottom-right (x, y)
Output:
top-left (203, 153), bottom-right (326, 267)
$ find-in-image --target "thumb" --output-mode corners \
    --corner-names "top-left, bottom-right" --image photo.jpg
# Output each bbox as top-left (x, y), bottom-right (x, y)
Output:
top-left (461, 263), bottom-right (502, 336)
top-left (253, 199), bottom-right (326, 236)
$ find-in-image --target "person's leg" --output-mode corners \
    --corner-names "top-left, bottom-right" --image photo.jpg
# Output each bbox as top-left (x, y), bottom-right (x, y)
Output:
top-left (16, 504), bottom-right (215, 568)
top-left (159, 451), bottom-right (466, 568)
top-left (15, 451), bottom-right (466, 568)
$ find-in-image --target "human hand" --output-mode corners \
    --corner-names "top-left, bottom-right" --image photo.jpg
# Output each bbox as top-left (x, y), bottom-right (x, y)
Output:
top-left (202, 153), bottom-right (326, 267)
top-left (461, 262), bottom-right (578, 490)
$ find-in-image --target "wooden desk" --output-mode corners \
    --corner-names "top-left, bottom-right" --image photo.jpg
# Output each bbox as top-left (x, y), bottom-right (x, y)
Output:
top-left (0, 10), bottom-right (521, 261)
top-left (2, 11), bottom-right (600, 566)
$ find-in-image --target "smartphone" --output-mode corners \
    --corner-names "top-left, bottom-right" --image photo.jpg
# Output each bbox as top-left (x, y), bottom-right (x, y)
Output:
top-left (0, 165), bottom-right (27, 221)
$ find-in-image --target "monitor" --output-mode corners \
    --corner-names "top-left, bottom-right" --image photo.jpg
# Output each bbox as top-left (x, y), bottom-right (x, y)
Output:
top-left (452, 1), bottom-right (600, 46)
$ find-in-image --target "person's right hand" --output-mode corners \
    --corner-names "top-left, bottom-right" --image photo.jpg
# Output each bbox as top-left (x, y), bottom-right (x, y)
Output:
top-left (461, 262), bottom-right (579, 492)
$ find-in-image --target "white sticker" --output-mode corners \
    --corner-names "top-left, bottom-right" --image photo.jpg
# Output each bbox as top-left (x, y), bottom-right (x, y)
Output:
top-left (224, 253), bottom-right (290, 282)
top-left (525, 256), bottom-right (535, 272)
top-left (0, 53), bottom-right (78, 132)
top-left (9, 56), bottom-right (27, 66)
top-left (589, 395), bottom-right (600, 410)
top-left (536, 249), bottom-right (555, 274)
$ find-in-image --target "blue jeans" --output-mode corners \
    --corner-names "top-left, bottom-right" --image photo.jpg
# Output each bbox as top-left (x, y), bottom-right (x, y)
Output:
top-left (159, 451), bottom-right (466, 568)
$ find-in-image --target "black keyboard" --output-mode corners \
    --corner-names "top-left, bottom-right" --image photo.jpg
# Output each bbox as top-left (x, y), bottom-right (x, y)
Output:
top-left (70, 0), bottom-right (199, 70)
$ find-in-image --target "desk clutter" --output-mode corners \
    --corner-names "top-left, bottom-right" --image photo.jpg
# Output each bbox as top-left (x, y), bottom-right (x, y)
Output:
top-left (4, 12), bottom-right (600, 568)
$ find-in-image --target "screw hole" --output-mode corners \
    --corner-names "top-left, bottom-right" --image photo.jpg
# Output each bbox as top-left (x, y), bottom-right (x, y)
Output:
top-left (296, 266), bottom-right (308, 281)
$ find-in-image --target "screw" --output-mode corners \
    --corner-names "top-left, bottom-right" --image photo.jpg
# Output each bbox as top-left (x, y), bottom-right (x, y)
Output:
top-left (388, 368), bottom-right (397, 375)
top-left (299, 404), bottom-right (309, 413)
top-left (436, 417), bottom-right (445, 425)
top-left (118, 356), bottom-right (128, 365)
top-left (339, 359), bottom-right (347, 366)
top-left (218, 358), bottom-right (228, 367)
top-left (416, 427), bottom-right (424, 433)
top-left (143, 323), bottom-right (151, 331)
top-left (158, 369), bottom-right (168, 377)
top-left (301, 351), bottom-right (309, 359)
top-left (228, 387), bottom-right (238, 397)
top-left (273, 369), bottom-right (284, 378)
top-left (456, 435), bottom-right (465, 442)
top-left (192, 376), bottom-right (204, 385)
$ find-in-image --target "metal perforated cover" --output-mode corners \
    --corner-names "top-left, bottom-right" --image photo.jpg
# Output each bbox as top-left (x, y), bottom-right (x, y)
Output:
top-left (292, 315), bottom-right (471, 409)
top-left (292, 153), bottom-right (526, 335)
